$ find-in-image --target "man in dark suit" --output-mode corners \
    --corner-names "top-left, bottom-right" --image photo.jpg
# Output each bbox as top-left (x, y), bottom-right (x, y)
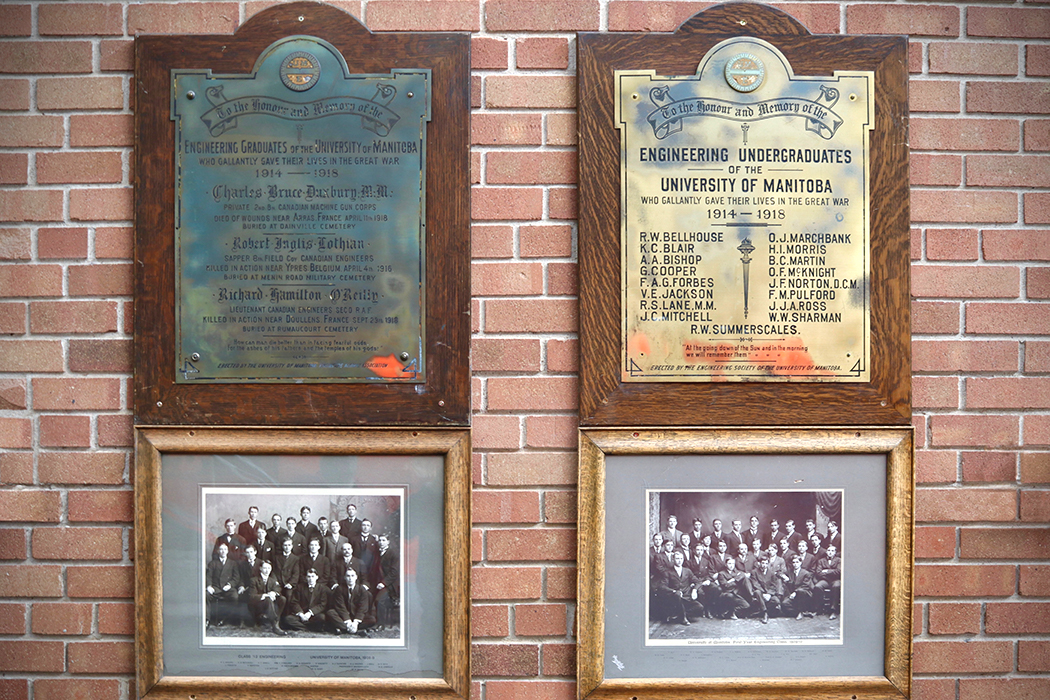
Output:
top-left (751, 555), bottom-right (781, 621)
top-left (764, 518), bottom-right (784, 551)
top-left (744, 516), bottom-right (762, 552)
top-left (272, 536), bottom-right (300, 597)
top-left (339, 503), bottom-right (364, 543)
top-left (283, 568), bottom-right (329, 632)
top-left (796, 539), bottom-right (818, 573)
top-left (212, 518), bottom-right (246, 561)
top-left (327, 567), bottom-right (376, 635)
top-left (783, 554), bottom-right (817, 620)
top-left (323, 519), bottom-right (350, 566)
top-left (375, 534), bottom-right (400, 627)
top-left (329, 541), bottom-right (366, 590)
top-left (823, 520), bottom-right (842, 553)
top-left (708, 518), bottom-right (728, 551)
top-left (353, 519), bottom-right (381, 588)
top-left (300, 537), bottom-right (330, 588)
top-left (725, 519), bottom-right (746, 554)
top-left (654, 550), bottom-right (703, 625)
top-left (783, 520), bottom-right (804, 552)
top-left (237, 506), bottom-right (262, 546)
top-left (815, 544), bottom-right (842, 619)
top-left (714, 556), bottom-right (752, 620)
top-left (248, 559), bottom-right (286, 635)
top-left (266, 513), bottom-right (289, 547)
top-left (659, 515), bottom-right (683, 549)
top-left (285, 516), bottom-right (306, 556)
top-left (251, 526), bottom-right (274, 563)
top-left (295, 507), bottom-right (321, 549)
top-left (206, 542), bottom-right (241, 626)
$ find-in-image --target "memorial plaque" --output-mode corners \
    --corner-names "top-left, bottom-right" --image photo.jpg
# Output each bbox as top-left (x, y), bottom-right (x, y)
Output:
top-left (173, 37), bottom-right (430, 383)
top-left (617, 38), bottom-right (874, 383)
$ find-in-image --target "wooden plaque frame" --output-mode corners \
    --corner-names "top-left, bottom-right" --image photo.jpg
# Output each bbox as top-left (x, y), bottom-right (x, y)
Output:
top-left (577, 3), bottom-right (910, 427)
top-left (577, 427), bottom-right (914, 700)
top-left (135, 426), bottom-right (471, 699)
top-left (134, 1), bottom-right (470, 426)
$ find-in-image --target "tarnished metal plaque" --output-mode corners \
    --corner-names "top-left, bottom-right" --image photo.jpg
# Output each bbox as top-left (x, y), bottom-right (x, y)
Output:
top-left (617, 38), bottom-right (874, 382)
top-left (172, 37), bottom-right (429, 383)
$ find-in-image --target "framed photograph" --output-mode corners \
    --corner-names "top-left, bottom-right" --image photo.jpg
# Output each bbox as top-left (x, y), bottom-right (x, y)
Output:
top-left (577, 428), bottom-right (913, 699)
top-left (135, 427), bottom-right (470, 699)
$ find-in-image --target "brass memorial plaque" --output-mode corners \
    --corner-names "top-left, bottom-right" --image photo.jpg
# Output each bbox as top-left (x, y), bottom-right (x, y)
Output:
top-left (173, 37), bottom-right (430, 383)
top-left (617, 38), bottom-right (874, 382)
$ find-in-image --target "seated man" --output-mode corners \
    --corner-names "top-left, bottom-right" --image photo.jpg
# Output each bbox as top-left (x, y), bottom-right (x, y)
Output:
top-left (714, 556), bottom-right (754, 620)
top-left (282, 568), bottom-right (329, 633)
top-left (751, 554), bottom-right (782, 622)
top-left (327, 568), bottom-right (376, 636)
top-left (205, 542), bottom-right (241, 627)
top-left (782, 554), bottom-right (817, 620)
top-left (653, 550), bottom-right (704, 625)
top-left (814, 544), bottom-right (842, 619)
top-left (375, 534), bottom-right (400, 627)
top-left (248, 559), bottom-right (287, 636)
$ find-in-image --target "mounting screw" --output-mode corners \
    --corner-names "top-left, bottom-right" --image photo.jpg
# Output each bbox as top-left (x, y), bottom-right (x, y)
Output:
top-left (156, 401), bottom-right (163, 407)
top-left (186, 91), bottom-right (196, 100)
top-left (438, 400), bottom-right (445, 407)
top-left (399, 352), bottom-right (410, 361)
top-left (191, 352), bottom-right (201, 362)
top-left (298, 15), bottom-right (305, 21)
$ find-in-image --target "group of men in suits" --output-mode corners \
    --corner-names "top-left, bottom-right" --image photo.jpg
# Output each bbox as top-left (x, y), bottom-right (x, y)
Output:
top-left (649, 514), bottom-right (841, 626)
top-left (205, 503), bottom-right (400, 636)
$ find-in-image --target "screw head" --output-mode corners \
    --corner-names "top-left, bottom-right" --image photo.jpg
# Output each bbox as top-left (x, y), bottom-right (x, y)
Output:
top-left (191, 352), bottom-right (201, 362)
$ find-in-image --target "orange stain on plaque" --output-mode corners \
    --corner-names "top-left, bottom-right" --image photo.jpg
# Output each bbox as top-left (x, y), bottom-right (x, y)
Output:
top-left (365, 354), bottom-right (411, 379)
top-left (627, 333), bottom-right (652, 357)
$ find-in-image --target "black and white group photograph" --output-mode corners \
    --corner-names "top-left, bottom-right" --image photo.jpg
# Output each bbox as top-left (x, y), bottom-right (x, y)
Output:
top-left (646, 489), bottom-right (843, 646)
top-left (201, 487), bottom-right (404, 646)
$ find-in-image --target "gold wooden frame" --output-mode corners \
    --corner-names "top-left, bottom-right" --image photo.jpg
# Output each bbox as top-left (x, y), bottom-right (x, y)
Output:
top-left (577, 427), bottom-right (913, 700)
top-left (135, 427), bottom-right (471, 700)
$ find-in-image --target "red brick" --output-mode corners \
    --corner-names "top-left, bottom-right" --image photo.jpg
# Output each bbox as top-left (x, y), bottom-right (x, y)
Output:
top-left (31, 602), bottom-right (92, 635)
top-left (1, 453), bottom-right (34, 485)
top-left (487, 453), bottom-right (576, 486)
top-left (68, 490), bottom-right (133, 523)
top-left (0, 228), bottom-right (30, 261)
top-left (913, 340), bottom-right (1017, 373)
top-left (0, 530), bottom-right (27, 560)
top-left (1022, 453), bottom-right (1050, 484)
top-left (488, 528), bottom-right (575, 561)
top-left (913, 376), bottom-right (958, 409)
top-left (67, 641), bottom-right (133, 674)
top-left (960, 679), bottom-right (1050, 700)
top-left (525, 415), bottom-right (577, 449)
top-left (472, 338), bottom-right (541, 373)
top-left (0, 79), bottom-right (30, 110)
top-left (0, 603), bottom-right (24, 636)
top-left (0, 640), bottom-right (64, 672)
top-left (911, 154), bottom-right (961, 187)
top-left (913, 640), bottom-right (1012, 674)
top-left (486, 681), bottom-right (574, 700)
top-left (32, 527), bottom-right (124, 561)
top-left (39, 3), bottom-right (123, 35)
top-left (100, 39), bottom-right (134, 71)
top-left (546, 566), bottom-right (575, 600)
top-left (472, 37), bottom-right (508, 70)
top-left (520, 225), bottom-right (573, 258)
top-left (910, 80), bottom-right (961, 113)
top-left (961, 451), bottom-right (1017, 483)
top-left (986, 602), bottom-right (1050, 633)
top-left (30, 301), bottom-right (118, 334)
top-left (472, 187), bottom-right (543, 221)
top-left (970, 82), bottom-right (1050, 115)
top-left (984, 229), bottom-right (1050, 261)
top-left (967, 303), bottom-right (1050, 334)
top-left (515, 603), bottom-right (566, 636)
top-left (0, 417), bottom-right (32, 449)
top-left (38, 152), bottom-right (123, 185)
top-left (608, 2), bottom-right (708, 32)
top-left (917, 488), bottom-right (1016, 522)
top-left (37, 77), bottom-right (123, 111)
top-left (1027, 192), bottom-right (1050, 224)
top-left (367, 1), bottom-right (479, 31)
top-left (0, 154), bottom-right (28, 186)
top-left (0, 340), bottom-right (64, 372)
top-left (486, 299), bottom-right (576, 333)
top-left (1019, 640), bottom-right (1050, 672)
top-left (0, 564), bottom-right (65, 599)
top-left (486, 0), bottom-right (598, 30)
top-left (0, 303), bottom-right (26, 333)
top-left (547, 262), bottom-right (577, 296)
top-left (0, 4), bottom-right (31, 36)
top-left (961, 527), bottom-right (1050, 559)
top-left (1021, 490), bottom-right (1050, 521)
top-left (1031, 46), bottom-right (1050, 79)
top-left (472, 604), bottom-right (509, 637)
top-left (473, 491), bottom-right (540, 524)
top-left (912, 118), bottom-right (1020, 152)
top-left (32, 679), bottom-right (120, 700)
top-left (969, 155), bottom-right (1050, 188)
top-left (928, 602), bottom-right (981, 635)
top-left (930, 415), bottom-right (1019, 448)
top-left (67, 565), bottom-right (133, 598)
top-left (488, 377), bottom-right (577, 412)
top-left (486, 76), bottom-right (575, 109)
top-left (94, 227), bottom-right (133, 260)
top-left (473, 415), bottom-right (523, 451)
top-left (472, 566), bottom-right (541, 599)
top-left (0, 41), bottom-right (93, 73)
top-left (913, 301), bottom-right (960, 334)
top-left (38, 452), bottom-right (126, 486)
top-left (471, 151), bottom-right (481, 184)
top-left (97, 601), bottom-right (133, 635)
top-left (36, 227), bottom-right (88, 260)
top-left (69, 190), bottom-right (134, 223)
top-left (912, 190), bottom-right (1017, 224)
top-left (930, 42), bottom-right (1019, 75)
top-left (968, 6), bottom-right (1050, 38)
top-left (1028, 267), bottom-right (1050, 299)
top-left (548, 188), bottom-right (577, 220)
top-left (912, 678), bottom-right (956, 700)
top-left (0, 191), bottom-right (64, 223)
top-left (915, 525), bottom-right (956, 559)
top-left (32, 378), bottom-right (122, 412)
top-left (69, 115), bottom-right (133, 147)
top-left (472, 113), bottom-right (541, 146)
top-left (969, 378), bottom-right (1050, 409)
top-left (68, 339), bottom-right (132, 373)
top-left (0, 491), bottom-right (61, 523)
top-left (543, 491), bottom-right (576, 524)
top-left (128, 2), bottom-right (238, 34)
top-left (471, 642), bottom-right (539, 677)
top-left (472, 75), bottom-right (481, 108)
top-left (516, 38), bottom-right (570, 70)
top-left (546, 113), bottom-right (576, 146)
top-left (540, 643), bottom-right (574, 676)
top-left (915, 564), bottom-right (1016, 596)
top-left (472, 526), bottom-right (482, 560)
top-left (487, 152), bottom-right (576, 186)
top-left (473, 262), bottom-right (544, 296)
top-left (847, 3), bottom-right (959, 36)
top-left (1029, 119), bottom-right (1050, 152)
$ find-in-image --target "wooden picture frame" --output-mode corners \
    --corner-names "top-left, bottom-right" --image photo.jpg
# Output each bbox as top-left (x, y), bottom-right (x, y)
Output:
top-left (135, 426), bottom-right (470, 699)
top-left (577, 427), bottom-right (913, 699)
top-left (134, 1), bottom-right (470, 427)
top-left (577, 3), bottom-right (910, 427)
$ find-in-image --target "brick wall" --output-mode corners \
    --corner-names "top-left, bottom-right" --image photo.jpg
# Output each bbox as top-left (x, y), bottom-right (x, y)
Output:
top-left (0, 1), bottom-right (1046, 698)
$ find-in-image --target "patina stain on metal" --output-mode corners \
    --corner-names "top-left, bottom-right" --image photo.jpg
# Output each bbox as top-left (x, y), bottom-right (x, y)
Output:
top-left (172, 36), bottom-right (429, 383)
top-left (617, 38), bottom-right (874, 383)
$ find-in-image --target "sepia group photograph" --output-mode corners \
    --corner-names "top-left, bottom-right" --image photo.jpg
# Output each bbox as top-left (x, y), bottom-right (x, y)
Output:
top-left (201, 487), bottom-right (404, 647)
top-left (646, 489), bottom-right (843, 646)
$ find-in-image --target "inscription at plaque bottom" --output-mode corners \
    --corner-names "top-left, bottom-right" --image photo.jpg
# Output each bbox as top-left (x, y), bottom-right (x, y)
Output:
top-left (617, 38), bottom-right (874, 383)
top-left (173, 36), bottom-right (430, 383)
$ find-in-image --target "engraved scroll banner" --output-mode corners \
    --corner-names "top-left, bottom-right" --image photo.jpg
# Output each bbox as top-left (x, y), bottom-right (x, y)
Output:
top-left (173, 37), bottom-right (430, 383)
top-left (617, 38), bottom-right (874, 383)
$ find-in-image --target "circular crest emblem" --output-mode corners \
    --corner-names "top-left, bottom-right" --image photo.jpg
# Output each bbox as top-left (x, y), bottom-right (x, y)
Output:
top-left (724, 53), bottom-right (765, 93)
top-left (280, 51), bottom-right (321, 92)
